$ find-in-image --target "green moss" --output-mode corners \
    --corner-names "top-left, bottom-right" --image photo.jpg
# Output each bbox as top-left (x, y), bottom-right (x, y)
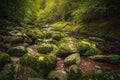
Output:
top-left (0, 53), bottom-right (11, 68)
top-left (0, 43), bottom-right (9, 52)
top-left (69, 70), bottom-right (120, 80)
top-left (55, 37), bottom-right (79, 57)
top-left (51, 22), bottom-right (80, 32)
top-left (37, 43), bottom-right (54, 54)
top-left (20, 53), bottom-right (57, 76)
top-left (67, 65), bottom-right (82, 80)
top-left (89, 54), bottom-right (120, 64)
top-left (3, 36), bottom-right (23, 44)
top-left (64, 53), bottom-right (80, 67)
top-left (7, 46), bottom-right (28, 57)
top-left (42, 31), bottom-right (52, 39)
top-left (42, 39), bottom-right (57, 44)
top-left (52, 31), bottom-right (68, 41)
top-left (78, 40), bottom-right (101, 56)
top-left (26, 28), bottom-right (44, 42)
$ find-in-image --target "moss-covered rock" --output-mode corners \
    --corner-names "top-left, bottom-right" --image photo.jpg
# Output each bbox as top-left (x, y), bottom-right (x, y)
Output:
top-left (67, 65), bottom-right (82, 80)
top-left (52, 31), bottom-right (67, 41)
top-left (0, 64), bottom-right (17, 80)
top-left (0, 43), bottom-right (9, 52)
top-left (48, 70), bottom-right (67, 80)
top-left (55, 37), bottom-right (79, 57)
top-left (7, 46), bottom-right (28, 57)
top-left (3, 36), bottom-right (23, 44)
top-left (23, 36), bottom-right (33, 45)
top-left (36, 38), bottom-right (57, 45)
top-left (37, 43), bottom-right (54, 54)
top-left (78, 40), bottom-right (101, 56)
top-left (0, 53), bottom-right (11, 68)
top-left (42, 30), bottom-right (52, 39)
top-left (9, 30), bottom-right (22, 36)
top-left (89, 54), bottom-right (120, 64)
top-left (64, 53), bottom-right (80, 67)
top-left (20, 53), bottom-right (57, 76)
top-left (26, 28), bottom-right (44, 42)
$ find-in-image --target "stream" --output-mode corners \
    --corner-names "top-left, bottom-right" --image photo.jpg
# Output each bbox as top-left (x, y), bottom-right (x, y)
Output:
top-left (44, 25), bottom-right (120, 55)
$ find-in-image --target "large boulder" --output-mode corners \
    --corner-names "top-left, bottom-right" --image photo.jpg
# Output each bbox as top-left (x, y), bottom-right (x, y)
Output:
top-left (7, 46), bottom-right (28, 57)
top-left (78, 40), bottom-right (101, 56)
top-left (26, 28), bottom-right (44, 42)
top-left (48, 70), bottom-right (67, 80)
top-left (64, 53), bottom-right (80, 67)
top-left (3, 36), bottom-right (23, 44)
top-left (37, 43), bottom-right (54, 54)
top-left (55, 37), bottom-right (79, 57)
top-left (20, 53), bottom-right (57, 77)
top-left (0, 53), bottom-right (11, 68)
top-left (52, 31), bottom-right (68, 41)
top-left (89, 54), bottom-right (120, 64)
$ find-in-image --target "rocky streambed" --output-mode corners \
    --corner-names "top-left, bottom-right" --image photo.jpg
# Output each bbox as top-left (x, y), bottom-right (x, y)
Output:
top-left (0, 26), bottom-right (120, 80)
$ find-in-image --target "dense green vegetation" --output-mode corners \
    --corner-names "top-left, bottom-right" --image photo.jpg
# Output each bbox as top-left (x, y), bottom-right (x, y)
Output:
top-left (1, 0), bottom-right (120, 40)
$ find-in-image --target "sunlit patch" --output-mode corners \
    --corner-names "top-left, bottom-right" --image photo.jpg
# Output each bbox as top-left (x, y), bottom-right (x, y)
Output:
top-left (38, 56), bottom-right (44, 61)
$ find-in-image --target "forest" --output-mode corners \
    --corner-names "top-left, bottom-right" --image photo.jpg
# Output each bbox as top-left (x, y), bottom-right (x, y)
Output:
top-left (0, 0), bottom-right (120, 80)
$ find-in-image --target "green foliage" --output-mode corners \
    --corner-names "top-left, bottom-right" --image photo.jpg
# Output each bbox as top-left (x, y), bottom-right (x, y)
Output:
top-left (0, 53), bottom-right (11, 68)
top-left (0, 0), bottom-right (41, 23)
top-left (7, 46), bottom-right (28, 57)
top-left (72, 0), bottom-right (120, 23)
top-left (37, 43), bottom-right (54, 54)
